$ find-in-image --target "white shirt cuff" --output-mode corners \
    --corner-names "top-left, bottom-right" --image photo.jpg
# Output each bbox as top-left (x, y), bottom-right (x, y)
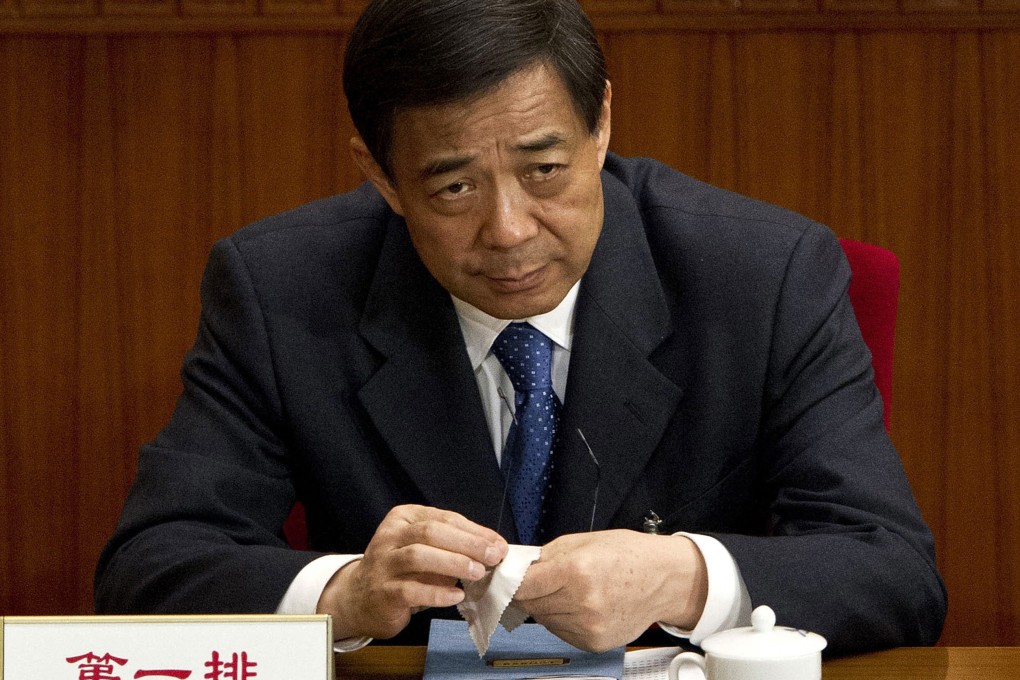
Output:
top-left (657, 533), bottom-right (752, 646)
top-left (275, 554), bottom-right (373, 652)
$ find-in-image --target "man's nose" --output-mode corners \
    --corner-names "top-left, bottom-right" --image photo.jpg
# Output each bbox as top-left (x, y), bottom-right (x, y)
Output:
top-left (479, 183), bottom-right (539, 249)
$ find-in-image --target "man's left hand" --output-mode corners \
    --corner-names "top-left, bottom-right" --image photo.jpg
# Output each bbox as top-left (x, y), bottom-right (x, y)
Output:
top-left (512, 530), bottom-right (708, 652)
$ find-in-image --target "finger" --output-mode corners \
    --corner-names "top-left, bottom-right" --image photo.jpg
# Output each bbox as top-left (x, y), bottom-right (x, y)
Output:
top-left (410, 505), bottom-right (507, 544)
top-left (390, 507), bottom-right (508, 567)
top-left (385, 578), bottom-right (466, 610)
top-left (410, 506), bottom-right (509, 564)
top-left (392, 504), bottom-right (505, 543)
top-left (387, 541), bottom-right (490, 583)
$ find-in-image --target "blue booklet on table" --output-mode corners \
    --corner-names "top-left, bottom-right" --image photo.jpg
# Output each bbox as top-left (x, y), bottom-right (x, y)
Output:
top-left (423, 619), bottom-right (625, 680)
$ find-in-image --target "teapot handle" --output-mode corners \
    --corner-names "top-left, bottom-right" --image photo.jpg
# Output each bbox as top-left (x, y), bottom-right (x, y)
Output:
top-left (668, 652), bottom-right (707, 680)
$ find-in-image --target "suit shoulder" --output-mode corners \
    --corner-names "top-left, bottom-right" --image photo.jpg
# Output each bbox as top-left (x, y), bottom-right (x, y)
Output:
top-left (603, 154), bottom-right (845, 308)
top-left (205, 183), bottom-right (395, 315)
top-left (604, 154), bottom-right (840, 270)
top-left (225, 182), bottom-right (390, 255)
top-left (604, 154), bottom-right (824, 244)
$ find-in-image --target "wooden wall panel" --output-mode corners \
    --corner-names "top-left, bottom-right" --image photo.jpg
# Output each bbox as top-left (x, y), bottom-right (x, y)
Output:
top-left (828, 33), bottom-right (865, 234)
top-left (338, 0), bottom-right (370, 15)
top-left (208, 37), bottom-right (245, 239)
top-left (263, 0), bottom-right (334, 16)
top-left (740, 0), bottom-right (817, 13)
top-left (661, 0), bottom-right (738, 13)
top-left (604, 32), bottom-right (743, 190)
top-left (103, 0), bottom-right (175, 16)
top-left (2, 7), bottom-right (1019, 648)
top-left (103, 36), bottom-right (217, 447)
top-left (582, 0), bottom-right (658, 13)
top-left (731, 32), bottom-right (833, 223)
top-left (0, 33), bottom-right (12, 617)
top-left (20, 0), bottom-right (96, 17)
top-left (823, 0), bottom-right (895, 12)
top-left (982, 29), bottom-right (1020, 644)
top-left (72, 35), bottom-right (133, 612)
top-left (903, 0), bottom-right (978, 12)
top-left (604, 32), bottom-right (717, 176)
top-left (943, 32), bottom-right (998, 646)
top-left (0, 36), bottom-right (88, 613)
top-left (180, 0), bottom-right (256, 16)
top-left (986, 0), bottom-right (1020, 10)
top-left (232, 35), bottom-right (349, 222)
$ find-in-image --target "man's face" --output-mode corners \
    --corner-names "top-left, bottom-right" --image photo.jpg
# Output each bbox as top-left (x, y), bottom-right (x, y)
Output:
top-left (355, 63), bottom-right (612, 319)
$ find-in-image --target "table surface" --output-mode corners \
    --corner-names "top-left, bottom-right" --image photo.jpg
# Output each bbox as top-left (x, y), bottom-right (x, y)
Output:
top-left (334, 646), bottom-right (1019, 680)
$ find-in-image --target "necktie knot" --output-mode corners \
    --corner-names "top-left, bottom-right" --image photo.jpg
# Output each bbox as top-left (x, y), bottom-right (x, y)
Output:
top-left (492, 322), bottom-right (554, 393)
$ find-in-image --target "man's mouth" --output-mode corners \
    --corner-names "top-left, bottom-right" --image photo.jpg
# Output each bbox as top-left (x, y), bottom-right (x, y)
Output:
top-left (483, 265), bottom-right (547, 293)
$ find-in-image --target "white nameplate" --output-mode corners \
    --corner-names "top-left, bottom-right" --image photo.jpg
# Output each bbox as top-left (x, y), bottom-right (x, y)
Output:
top-left (0, 615), bottom-right (333, 680)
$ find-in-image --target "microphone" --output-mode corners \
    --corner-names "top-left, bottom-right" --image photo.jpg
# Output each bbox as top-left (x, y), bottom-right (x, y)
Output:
top-left (576, 429), bottom-right (600, 534)
top-left (495, 386), bottom-right (518, 537)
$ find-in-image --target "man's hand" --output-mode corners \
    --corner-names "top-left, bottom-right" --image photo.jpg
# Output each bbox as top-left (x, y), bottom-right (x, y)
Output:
top-left (512, 530), bottom-right (707, 652)
top-left (316, 505), bottom-right (508, 640)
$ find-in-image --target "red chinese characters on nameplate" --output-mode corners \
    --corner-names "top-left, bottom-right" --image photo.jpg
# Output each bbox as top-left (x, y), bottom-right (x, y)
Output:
top-left (64, 650), bottom-right (255, 680)
top-left (0, 616), bottom-right (333, 680)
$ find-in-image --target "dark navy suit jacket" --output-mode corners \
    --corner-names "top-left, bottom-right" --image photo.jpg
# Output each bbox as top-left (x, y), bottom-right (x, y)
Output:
top-left (95, 154), bottom-right (946, 654)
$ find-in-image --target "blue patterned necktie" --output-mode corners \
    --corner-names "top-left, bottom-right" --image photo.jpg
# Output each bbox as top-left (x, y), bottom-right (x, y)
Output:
top-left (491, 322), bottom-right (561, 545)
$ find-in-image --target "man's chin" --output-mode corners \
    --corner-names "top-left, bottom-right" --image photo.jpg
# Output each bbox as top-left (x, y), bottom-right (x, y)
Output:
top-left (467, 288), bottom-right (564, 320)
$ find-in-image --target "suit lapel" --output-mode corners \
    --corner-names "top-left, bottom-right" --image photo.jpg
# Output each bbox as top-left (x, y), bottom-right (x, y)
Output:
top-left (541, 174), bottom-right (684, 541)
top-left (356, 216), bottom-right (511, 537)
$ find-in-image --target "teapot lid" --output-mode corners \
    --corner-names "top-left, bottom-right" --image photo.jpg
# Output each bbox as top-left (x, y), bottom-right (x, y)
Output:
top-left (700, 606), bottom-right (827, 660)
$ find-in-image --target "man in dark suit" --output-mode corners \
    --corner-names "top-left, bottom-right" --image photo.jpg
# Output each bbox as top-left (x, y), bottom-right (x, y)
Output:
top-left (95, 0), bottom-right (946, 655)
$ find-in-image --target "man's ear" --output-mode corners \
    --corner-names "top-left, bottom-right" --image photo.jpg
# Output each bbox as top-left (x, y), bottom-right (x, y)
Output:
top-left (596, 80), bottom-right (612, 168)
top-left (350, 136), bottom-right (405, 216)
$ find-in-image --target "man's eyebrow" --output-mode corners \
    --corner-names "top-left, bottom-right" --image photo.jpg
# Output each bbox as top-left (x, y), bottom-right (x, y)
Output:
top-left (515, 133), bottom-right (568, 153)
top-left (419, 155), bottom-right (475, 181)
top-left (417, 134), bottom-right (567, 180)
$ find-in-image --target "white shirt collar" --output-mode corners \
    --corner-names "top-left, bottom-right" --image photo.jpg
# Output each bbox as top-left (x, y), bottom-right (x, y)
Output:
top-left (452, 281), bottom-right (580, 370)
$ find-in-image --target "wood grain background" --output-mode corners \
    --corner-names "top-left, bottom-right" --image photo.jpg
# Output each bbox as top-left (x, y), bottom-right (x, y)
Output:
top-left (1, 1), bottom-right (1018, 647)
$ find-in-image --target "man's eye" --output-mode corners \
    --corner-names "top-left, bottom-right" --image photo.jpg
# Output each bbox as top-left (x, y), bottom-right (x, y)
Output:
top-left (530, 164), bottom-right (562, 180)
top-left (431, 180), bottom-right (474, 203)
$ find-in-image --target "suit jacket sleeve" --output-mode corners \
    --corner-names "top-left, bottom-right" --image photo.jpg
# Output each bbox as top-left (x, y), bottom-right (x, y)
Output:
top-left (94, 236), bottom-right (324, 614)
top-left (706, 223), bottom-right (946, 653)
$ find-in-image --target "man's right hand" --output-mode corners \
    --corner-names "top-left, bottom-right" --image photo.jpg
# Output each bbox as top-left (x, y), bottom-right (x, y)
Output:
top-left (316, 504), bottom-right (508, 640)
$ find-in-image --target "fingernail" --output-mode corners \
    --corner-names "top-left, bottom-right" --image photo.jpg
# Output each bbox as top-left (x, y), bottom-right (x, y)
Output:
top-left (484, 545), bottom-right (501, 564)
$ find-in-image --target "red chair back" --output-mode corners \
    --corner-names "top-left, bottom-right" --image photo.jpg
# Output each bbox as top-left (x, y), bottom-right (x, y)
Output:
top-left (284, 501), bottom-right (308, 550)
top-left (839, 238), bottom-right (900, 430)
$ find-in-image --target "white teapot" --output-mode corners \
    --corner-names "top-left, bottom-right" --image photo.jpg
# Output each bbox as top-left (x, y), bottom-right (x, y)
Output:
top-left (668, 605), bottom-right (827, 680)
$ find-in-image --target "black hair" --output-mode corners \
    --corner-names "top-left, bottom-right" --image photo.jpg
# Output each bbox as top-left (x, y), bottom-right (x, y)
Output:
top-left (343, 0), bottom-right (608, 178)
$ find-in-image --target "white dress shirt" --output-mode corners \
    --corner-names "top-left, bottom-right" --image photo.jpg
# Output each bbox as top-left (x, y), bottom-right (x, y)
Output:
top-left (277, 283), bottom-right (751, 647)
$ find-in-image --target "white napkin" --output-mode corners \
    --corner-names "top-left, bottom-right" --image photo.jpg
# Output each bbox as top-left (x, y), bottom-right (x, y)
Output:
top-left (457, 544), bottom-right (542, 656)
